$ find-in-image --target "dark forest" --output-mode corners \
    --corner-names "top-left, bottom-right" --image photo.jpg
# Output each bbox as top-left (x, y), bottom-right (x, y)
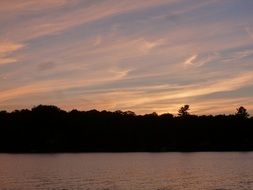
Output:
top-left (0, 105), bottom-right (252, 152)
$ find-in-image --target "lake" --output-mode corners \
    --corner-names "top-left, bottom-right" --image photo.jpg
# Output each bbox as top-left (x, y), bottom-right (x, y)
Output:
top-left (0, 153), bottom-right (252, 190)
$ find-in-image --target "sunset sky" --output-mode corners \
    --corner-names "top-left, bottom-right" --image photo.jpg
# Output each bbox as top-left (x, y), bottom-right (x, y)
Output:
top-left (1, 0), bottom-right (253, 115)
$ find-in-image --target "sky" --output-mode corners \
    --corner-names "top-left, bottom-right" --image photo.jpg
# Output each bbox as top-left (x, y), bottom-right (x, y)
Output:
top-left (1, 0), bottom-right (253, 115)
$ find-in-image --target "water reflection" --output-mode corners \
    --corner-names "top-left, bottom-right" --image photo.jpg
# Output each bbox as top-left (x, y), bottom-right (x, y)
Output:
top-left (0, 153), bottom-right (253, 190)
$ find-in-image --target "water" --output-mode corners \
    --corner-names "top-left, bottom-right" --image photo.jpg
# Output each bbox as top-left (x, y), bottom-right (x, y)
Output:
top-left (0, 153), bottom-right (253, 190)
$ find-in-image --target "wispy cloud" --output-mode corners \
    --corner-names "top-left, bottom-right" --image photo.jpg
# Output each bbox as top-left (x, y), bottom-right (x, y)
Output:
top-left (221, 49), bottom-right (253, 63)
top-left (0, 41), bottom-right (25, 65)
top-left (121, 72), bottom-right (253, 108)
top-left (0, 41), bottom-right (24, 54)
top-left (184, 54), bottom-right (198, 65)
top-left (92, 36), bottom-right (102, 47)
top-left (184, 52), bottom-right (220, 67)
top-left (245, 26), bottom-right (253, 40)
top-left (0, 67), bottom-right (130, 103)
top-left (1, 0), bottom-right (174, 41)
top-left (1, 0), bottom-right (253, 114)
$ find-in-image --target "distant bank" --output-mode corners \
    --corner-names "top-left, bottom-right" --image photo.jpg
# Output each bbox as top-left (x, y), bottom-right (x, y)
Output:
top-left (0, 105), bottom-right (252, 153)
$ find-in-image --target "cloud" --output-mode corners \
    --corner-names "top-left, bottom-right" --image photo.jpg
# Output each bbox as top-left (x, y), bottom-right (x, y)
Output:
top-left (37, 61), bottom-right (55, 71)
top-left (236, 50), bottom-right (253, 58)
top-left (93, 36), bottom-right (102, 46)
top-left (0, 41), bottom-right (24, 54)
top-left (0, 57), bottom-right (17, 65)
top-left (0, 67), bottom-right (130, 103)
top-left (1, 1), bottom-right (253, 115)
top-left (183, 52), bottom-right (220, 67)
top-left (0, 41), bottom-right (25, 65)
top-left (245, 27), bottom-right (253, 40)
top-left (221, 49), bottom-right (253, 63)
top-left (184, 54), bottom-right (198, 65)
top-left (0, 0), bottom-right (77, 14)
top-left (64, 37), bottom-right (165, 63)
top-left (1, 0), bottom-right (174, 42)
top-left (139, 38), bottom-right (165, 53)
top-left (101, 72), bottom-right (253, 112)
top-left (189, 97), bottom-right (253, 115)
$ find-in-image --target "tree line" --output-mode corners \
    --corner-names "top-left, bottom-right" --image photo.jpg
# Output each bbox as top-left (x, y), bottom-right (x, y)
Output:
top-left (0, 105), bottom-right (252, 152)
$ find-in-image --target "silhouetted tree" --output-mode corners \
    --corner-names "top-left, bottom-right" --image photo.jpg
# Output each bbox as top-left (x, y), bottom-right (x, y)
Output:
top-left (178, 105), bottom-right (190, 116)
top-left (0, 104), bottom-right (252, 152)
top-left (124, 111), bottom-right (136, 116)
top-left (235, 106), bottom-right (249, 118)
top-left (31, 105), bottom-right (63, 113)
top-left (160, 113), bottom-right (174, 119)
top-left (144, 112), bottom-right (158, 117)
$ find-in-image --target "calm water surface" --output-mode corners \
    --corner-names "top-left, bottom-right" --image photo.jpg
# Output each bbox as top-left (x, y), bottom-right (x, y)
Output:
top-left (0, 153), bottom-right (253, 190)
